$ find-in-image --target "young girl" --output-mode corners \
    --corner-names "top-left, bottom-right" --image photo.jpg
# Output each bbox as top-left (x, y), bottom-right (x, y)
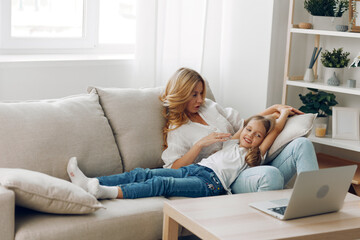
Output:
top-left (67, 109), bottom-right (290, 199)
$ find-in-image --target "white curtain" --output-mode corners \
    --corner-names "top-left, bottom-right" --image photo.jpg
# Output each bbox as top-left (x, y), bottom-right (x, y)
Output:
top-left (154, 0), bottom-right (207, 85)
top-left (135, 0), bottom-right (286, 118)
top-left (135, 0), bottom-right (225, 99)
top-left (135, 0), bottom-right (209, 87)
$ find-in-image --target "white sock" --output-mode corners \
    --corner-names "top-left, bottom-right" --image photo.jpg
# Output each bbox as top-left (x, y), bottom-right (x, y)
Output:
top-left (88, 179), bottom-right (119, 199)
top-left (67, 157), bottom-right (92, 192)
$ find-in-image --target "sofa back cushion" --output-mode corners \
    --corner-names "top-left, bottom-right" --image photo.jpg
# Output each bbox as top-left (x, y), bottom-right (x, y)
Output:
top-left (89, 87), bottom-right (165, 172)
top-left (0, 91), bottom-right (123, 180)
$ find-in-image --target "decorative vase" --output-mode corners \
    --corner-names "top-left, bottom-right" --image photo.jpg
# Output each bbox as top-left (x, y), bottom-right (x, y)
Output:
top-left (336, 24), bottom-right (348, 32)
top-left (327, 72), bottom-right (340, 86)
top-left (312, 16), bottom-right (344, 31)
top-left (304, 68), bottom-right (315, 82)
top-left (323, 67), bottom-right (344, 85)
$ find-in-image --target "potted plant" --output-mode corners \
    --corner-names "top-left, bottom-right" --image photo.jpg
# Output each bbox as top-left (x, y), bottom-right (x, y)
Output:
top-left (304, 0), bottom-right (349, 30)
top-left (299, 88), bottom-right (338, 135)
top-left (321, 47), bottom-right (350, 85)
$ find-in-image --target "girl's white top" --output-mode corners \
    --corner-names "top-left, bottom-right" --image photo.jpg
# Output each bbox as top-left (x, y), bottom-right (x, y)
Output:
top-left (161, 99), bottom-right (243, 168)
top-left (198, 139), bottom-right (248, 193)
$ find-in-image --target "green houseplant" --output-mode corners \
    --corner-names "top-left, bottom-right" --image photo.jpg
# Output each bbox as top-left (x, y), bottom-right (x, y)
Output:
top-left (304, 0), bottom-right (349, 17)
top-left (299, 88), bottom-right (338, 135)
top-left (299, 88), bottom-right (338, 117)
top-left (321, 48), bottom-right (350, 85)
top-left (321, 47), bottom-right (350, 68)
top-left (304, 0), bottom-right (349, 30)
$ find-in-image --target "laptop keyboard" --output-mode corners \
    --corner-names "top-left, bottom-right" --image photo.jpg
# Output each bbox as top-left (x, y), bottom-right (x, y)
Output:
top-left (269, 206), bottom-right (287, 215)
top-left (268, 198), bottom-right (289, 215)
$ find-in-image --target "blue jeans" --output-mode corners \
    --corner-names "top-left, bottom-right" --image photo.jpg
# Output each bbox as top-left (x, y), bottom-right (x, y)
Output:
top-left (97, 164), bottom-right (225, 199)
top-left (230, 137), bottom-right (319, 193)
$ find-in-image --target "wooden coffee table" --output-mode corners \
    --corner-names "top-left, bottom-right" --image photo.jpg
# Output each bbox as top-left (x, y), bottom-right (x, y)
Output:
top-left (163, 189), bottom-right (360, 240)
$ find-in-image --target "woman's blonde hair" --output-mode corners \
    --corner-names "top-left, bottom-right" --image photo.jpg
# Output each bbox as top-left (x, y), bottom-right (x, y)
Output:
top-left (160, 68), bottom-right (207, 149)
top-left (243, 115), bottom-right (275, 167)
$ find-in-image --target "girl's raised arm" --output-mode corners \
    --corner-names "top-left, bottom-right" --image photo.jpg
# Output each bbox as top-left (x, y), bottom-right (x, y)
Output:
top-left (259, 108), bottom-right (291, 156)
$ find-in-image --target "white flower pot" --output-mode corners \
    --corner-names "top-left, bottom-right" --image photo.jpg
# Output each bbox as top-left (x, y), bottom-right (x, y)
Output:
top-left (323, 67), bottom-right (344, 85)
top-left (312, 16), bottom-right (344, 31)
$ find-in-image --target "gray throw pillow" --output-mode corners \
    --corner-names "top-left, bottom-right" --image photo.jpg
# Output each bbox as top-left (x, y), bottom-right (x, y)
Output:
top-left (0, 91), bottom-right (123, 180)
top-left (0, 168), bottom-right (103, 214)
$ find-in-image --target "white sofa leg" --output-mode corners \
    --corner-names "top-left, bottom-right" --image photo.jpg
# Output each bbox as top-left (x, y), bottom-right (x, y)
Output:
top-left (0, 186), bottom-right (15, 240)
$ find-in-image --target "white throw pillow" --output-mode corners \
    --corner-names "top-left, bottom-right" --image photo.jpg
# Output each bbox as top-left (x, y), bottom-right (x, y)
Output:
top-left (265, 113), bottom-right (317, 162)
top-left (0, 168), bottom-right (104, 214)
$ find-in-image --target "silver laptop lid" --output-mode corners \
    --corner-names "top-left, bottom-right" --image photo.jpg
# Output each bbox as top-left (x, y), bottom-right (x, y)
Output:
top-left (283, 165), bottom-right (357, 220)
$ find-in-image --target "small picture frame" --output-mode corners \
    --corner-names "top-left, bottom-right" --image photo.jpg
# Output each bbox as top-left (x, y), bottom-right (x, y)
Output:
top-left (332, 107), bottom-right (360, 140)
top-left (349, 0), bottom-right (360, 32)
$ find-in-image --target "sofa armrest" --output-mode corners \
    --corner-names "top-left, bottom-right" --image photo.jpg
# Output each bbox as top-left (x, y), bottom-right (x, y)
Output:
top-left (0, 186), bottom-right (15, 240)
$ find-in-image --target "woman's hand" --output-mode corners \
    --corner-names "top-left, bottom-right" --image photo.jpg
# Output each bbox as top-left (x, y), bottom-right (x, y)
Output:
top-left (171, 132), bottom-right (231, 169)
top-left (195, 132), bottom-right (231, 148)
top-left (261, 104), bottom-right (303, 117)
top-left (273, 104), bottom-right (303, 116)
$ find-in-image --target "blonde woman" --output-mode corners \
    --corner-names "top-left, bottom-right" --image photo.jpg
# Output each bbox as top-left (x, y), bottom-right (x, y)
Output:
top-left (160, 68), bottom-right (318, 193)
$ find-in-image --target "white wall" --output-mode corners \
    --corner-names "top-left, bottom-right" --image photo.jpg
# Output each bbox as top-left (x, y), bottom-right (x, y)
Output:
top-left (267, 0), bottom-right (290, 107)
top-left (221, 0), bottom-right (272, 117)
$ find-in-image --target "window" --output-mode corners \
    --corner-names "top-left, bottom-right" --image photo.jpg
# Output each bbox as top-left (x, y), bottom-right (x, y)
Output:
top-left (0, 0), bottom-right (136, 53)
top-left (99, 0), bottom-right (136, 45)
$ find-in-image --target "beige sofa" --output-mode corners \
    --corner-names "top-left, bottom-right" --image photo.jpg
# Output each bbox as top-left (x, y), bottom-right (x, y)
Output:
top-left (0, 85), bottom-right (216, 240)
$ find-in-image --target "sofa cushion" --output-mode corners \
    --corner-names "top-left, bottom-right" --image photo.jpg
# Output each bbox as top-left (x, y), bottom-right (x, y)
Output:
top-left (0, 186), bottom-right (14, 240)
top-left (15, 197), bottom-right (167, 240)
top-left (0, 168), bottom-right (103, 214)
top-left (89, 87), bottom-right (165, 172)
top-left (0, 91), bottom-right (123, 180)
top-left (204, 80), bottom-right (216, 102)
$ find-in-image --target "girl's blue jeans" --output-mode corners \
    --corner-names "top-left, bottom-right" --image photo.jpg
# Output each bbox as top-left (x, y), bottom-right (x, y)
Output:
top-left (230, 137), bottom-right (319, 193)
top-left (97, 164), bottom-right (225, 199)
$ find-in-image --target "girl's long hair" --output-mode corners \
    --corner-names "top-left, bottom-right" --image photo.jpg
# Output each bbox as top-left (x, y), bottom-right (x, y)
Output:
top-left (160, 68), bottom-right (207, 149)
top-left (243, 115), bottom-right (275, 167)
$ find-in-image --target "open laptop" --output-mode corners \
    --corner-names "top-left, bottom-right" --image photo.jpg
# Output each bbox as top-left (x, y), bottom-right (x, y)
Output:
top-left (249, 165), bottom-right (357, 220)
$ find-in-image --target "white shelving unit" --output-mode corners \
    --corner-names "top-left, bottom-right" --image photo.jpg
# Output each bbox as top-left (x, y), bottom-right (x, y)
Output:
top-left (282, 0), bottom-right (360, 153)
top-left (309, 133), bottom-right (360, 152)
top-left (291, 28), bottom-right (360, 38)
top-left (286, 79), bottom-right (360, 96)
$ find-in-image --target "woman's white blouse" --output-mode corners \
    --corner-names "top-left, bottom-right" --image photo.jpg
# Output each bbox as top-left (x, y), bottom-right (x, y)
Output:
top-left (162, 99), bottom-right (243, 168)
